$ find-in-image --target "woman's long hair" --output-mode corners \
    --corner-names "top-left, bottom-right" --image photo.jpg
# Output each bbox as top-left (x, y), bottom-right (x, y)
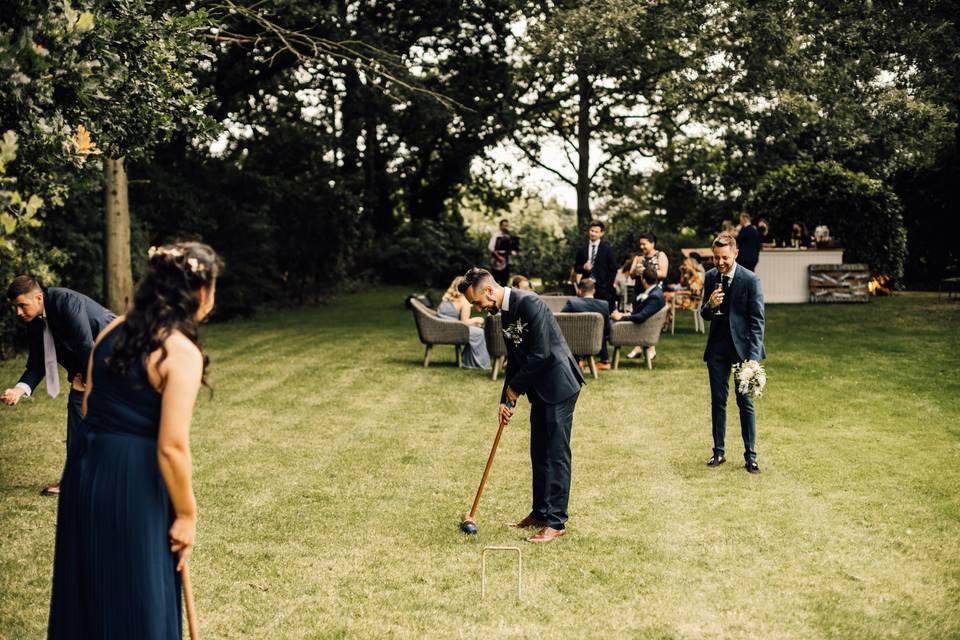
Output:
top-left (108, 241), bottom-right (223, 388)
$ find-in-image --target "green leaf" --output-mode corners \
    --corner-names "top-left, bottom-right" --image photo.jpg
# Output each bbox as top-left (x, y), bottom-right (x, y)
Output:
top-left (75, 11), bottom-right (95, 33)
top-left (0, 212), bottom-right (17, 235)
top-left (24, 194), bottom-right (44, 218)
top-left (0, 130), bottom-right (17, 166)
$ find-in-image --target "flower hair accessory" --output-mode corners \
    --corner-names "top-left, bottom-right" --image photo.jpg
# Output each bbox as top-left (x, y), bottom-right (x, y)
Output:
top-left (148, 246), bottom-right (204, 273)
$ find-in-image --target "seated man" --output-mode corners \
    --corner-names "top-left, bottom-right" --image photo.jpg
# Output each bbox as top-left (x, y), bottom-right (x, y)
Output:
top-left (612, 267), bottom-right (665, 361)
top-left (561, 278), bottom-right (611, 370)
top-left (511, 275), bottom-right (532, 290)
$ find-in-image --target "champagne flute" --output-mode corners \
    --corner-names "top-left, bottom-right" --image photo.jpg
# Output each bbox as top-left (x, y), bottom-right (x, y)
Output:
top-left (713, 280), bottom-right (725, 316)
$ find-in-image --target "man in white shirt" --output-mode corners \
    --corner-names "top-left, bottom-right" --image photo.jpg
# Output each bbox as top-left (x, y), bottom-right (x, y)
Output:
top-left (488, 218), bottom-right (515, 286)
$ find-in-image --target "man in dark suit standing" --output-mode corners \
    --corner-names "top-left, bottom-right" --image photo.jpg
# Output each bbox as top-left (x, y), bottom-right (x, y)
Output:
top-left (2, 276), bottom-right (116, 493)
top-left (573, 220), bottom-right (618, 313)
top-left (460, 267), bottom-right (584, 542)
top-left (561, 278), bottom-right (611, 370)
top-left (611, 267), bottom-right (666, 361)
top-left (736, 212), bottom-right (762, 272)
top-left (700, 234), bottom-right (766, 474)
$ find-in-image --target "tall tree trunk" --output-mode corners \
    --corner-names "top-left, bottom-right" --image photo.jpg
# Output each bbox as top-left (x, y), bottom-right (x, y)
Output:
top-left (104, 157), bottom-right (133, 313)
top-left (363, 106), bottom-right (394, 234)
top-left (576, 63), bottom-right (593, 228)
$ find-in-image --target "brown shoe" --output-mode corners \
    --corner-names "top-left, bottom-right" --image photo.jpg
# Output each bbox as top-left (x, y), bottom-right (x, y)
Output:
top-left (41, 483), bottom-right (60, 496)
top-left (506, 515), bottom-right (547, 529)
top-left (596, 362), bottom-right (611, 370)
top-left (527, 526), bottom-right (566, 542)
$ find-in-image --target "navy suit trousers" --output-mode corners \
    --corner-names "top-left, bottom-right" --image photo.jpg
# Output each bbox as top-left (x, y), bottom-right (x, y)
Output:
top-left (528, 389), bottom-right (578, 529)
top-left (706, 324), bottom-right (757, 462)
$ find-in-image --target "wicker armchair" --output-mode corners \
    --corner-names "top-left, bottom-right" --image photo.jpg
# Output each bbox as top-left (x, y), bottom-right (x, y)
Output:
top-left (409, 298), bottom-right (470, 368)
top-left (554, 312), bottom-right (605, 379)
top-left (540, 295), bottom-right (575, 314)
top-left (483, 313), bottom-right (509, 380)
top-left (610, 306), bottom-right (669, 370)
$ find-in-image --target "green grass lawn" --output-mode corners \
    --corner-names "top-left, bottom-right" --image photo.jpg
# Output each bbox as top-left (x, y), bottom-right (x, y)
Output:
top-left (1, 289), bottom-right (959, 639)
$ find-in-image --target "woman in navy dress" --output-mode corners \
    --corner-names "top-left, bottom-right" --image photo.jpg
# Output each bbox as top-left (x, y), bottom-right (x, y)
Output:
top-left (49, 242), bottom-right (222, 639)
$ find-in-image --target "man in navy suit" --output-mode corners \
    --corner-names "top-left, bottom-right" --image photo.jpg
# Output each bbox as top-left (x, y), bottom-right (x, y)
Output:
top-left (460, 267), bottom-right (584, 542)
top-left (561, 278), bottom-right (611, 369)
top-left (573, 220), bottom-right (618, 313)
top-left (700, 234), bottom-right (766, 473)
top-left (611, 267), bottom-right (665, 361)
top-left (736, 212), bottom-right (762, 272)
top-left (2, 276), bottom-right (116, 493)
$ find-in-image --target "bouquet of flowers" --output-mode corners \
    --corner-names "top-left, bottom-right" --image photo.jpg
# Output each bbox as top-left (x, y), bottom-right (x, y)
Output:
top-left (733, 360), bottom-right (766, 399)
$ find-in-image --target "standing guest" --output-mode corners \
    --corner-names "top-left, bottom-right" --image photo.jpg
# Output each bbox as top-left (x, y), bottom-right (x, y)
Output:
top-left (48, 242), bottom-right (222, 638)
top-left (756, 218), bottom-right (774, 248)
top-left (790, 222), bottom-right (811, 248)
top-left (736, 212), bottom-right (762, 272)
top-left (700, 234), bottom-right (765, 474)
top-left (459, 268), bottom-right (583, 543)
top-left (488, 218), bottom-right (516, 286)
top-left (2, 277), bottom-right (115, 495)
top-left (630, 232), bottom-right (668, 284)
top-left (612, 267), bottom-right (665, 361)
top-left (573, 220), bottom-right (618, 313)
top-left (561, 278), bottom-right (611, 370)
top-left (511, 275), bottom-right (532, 290)
top-left (437, 275), bottom-right (490, 370)
top-left (613, 254), bottom-right (635, 308)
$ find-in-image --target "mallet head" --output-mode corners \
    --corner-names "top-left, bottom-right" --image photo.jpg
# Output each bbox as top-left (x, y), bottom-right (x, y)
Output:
top-left (461, 513), bottom-right (478, 535)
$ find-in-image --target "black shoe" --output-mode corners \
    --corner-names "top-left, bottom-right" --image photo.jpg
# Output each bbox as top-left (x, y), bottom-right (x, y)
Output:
top-left (706, 455), bottom-right (726, 467)
top-left (745, 461), bottom-right (761, 474)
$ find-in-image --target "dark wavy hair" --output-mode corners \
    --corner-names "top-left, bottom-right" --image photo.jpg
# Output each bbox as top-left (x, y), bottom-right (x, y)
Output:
top-left (108, 241), bottom-right (223, 389)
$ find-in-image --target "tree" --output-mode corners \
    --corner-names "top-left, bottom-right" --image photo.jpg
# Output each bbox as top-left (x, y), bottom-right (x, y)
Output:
top-left (1, 1), bottom-right (216, 311)
top-left (511, 0), bottom-right (737, 227)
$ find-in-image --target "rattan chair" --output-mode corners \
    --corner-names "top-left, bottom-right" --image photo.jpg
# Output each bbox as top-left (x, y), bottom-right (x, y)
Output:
top-left (554, 312), bottom-right (605, 379)
top-left (540, 295), bottom-right (575, 314)
top-left (610, 306), bottom-right (669, 370)
top-left (483, 313), bottom-right (509, 380)
top-left (409, 298), bottom-right (470, 368)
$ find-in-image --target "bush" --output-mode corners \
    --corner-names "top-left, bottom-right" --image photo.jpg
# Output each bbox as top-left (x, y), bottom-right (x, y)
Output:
top-left (746, 161), bottom-right (907, 277)
top-left (377, 217), bottom-right (484, 288)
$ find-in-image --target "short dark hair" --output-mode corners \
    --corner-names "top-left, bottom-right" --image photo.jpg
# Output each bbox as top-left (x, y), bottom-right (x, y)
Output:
top-left (740, 211), bottom-right (752, 222)
top-left (588, 220), bottom-right (605, 231)
top-left (499, 218), bottom-right (509, 226)
top-left (458, 267), bottom-right (494, 294)
top-left (510, 275), bottom-right (528, 288)
top-left (641, 267), bottom-right (658, 286)
top-left (713, 233), bottom-right (738, 249)
top-left (6, 275), bottom-right (41, 300)
top-left (639, 232), bottom-right (657, 246)
top-left (578, 278), bottom-right (596, 294)
top-left (689, 252), bottom-right (703, 263)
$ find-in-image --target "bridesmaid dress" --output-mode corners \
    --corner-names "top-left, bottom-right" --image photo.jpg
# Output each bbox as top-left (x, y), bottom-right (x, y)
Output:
top-left (49, 324), bottom-right (182, 639)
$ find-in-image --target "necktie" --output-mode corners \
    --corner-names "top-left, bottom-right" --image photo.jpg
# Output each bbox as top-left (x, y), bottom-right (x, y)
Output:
top-left (590, 243), bottom-right (596, 263)
top-left (43, 318), bottom-right (60, 398)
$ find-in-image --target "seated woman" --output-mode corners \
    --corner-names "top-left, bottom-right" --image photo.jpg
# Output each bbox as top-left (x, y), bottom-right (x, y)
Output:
top-left (437, 276), bottom-right (491, 369)
top-left (672, 253), bottom-right (705, 310)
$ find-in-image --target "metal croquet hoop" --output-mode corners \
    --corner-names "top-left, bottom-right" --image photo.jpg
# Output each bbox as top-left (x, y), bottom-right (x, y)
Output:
top-left (481, 546), bottom-right (522, 599)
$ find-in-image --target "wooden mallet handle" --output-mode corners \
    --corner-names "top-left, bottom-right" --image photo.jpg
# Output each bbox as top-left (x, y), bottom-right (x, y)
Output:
top-left (182, 564), bottom-right (199, 640)
top-left (467, 402), bottom-right (512, 520)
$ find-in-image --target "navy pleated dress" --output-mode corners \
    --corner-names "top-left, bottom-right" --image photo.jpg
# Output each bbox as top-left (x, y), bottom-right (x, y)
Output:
top-left (49, 325), bottom-right (182, 639)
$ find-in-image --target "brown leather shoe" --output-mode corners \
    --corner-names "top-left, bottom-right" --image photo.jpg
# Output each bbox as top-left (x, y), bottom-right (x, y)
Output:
top-left (506, 515), bottom-right (547, 529)
top-left (596, 362), bottom-right (611, 370)
top-left (527, 526), bottom-right (566, 542)
top-left (41, 483), bottom-right (60, 496)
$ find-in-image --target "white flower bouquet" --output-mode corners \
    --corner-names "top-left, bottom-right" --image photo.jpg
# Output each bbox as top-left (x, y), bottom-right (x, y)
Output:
top-left (733, 360), bottom-right (766, 399)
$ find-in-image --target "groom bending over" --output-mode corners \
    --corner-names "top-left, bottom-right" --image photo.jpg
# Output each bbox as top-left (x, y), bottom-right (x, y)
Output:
top-left (459, 268), bottom-right (584, 542)
top-left (701, 234), bottom-right (766, 473)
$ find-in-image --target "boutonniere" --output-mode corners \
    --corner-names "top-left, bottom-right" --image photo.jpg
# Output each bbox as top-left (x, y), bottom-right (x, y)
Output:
top-left (502, 318), bottom-right (527, 346)
top-left (637, 293), bottom-right (649, 302)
